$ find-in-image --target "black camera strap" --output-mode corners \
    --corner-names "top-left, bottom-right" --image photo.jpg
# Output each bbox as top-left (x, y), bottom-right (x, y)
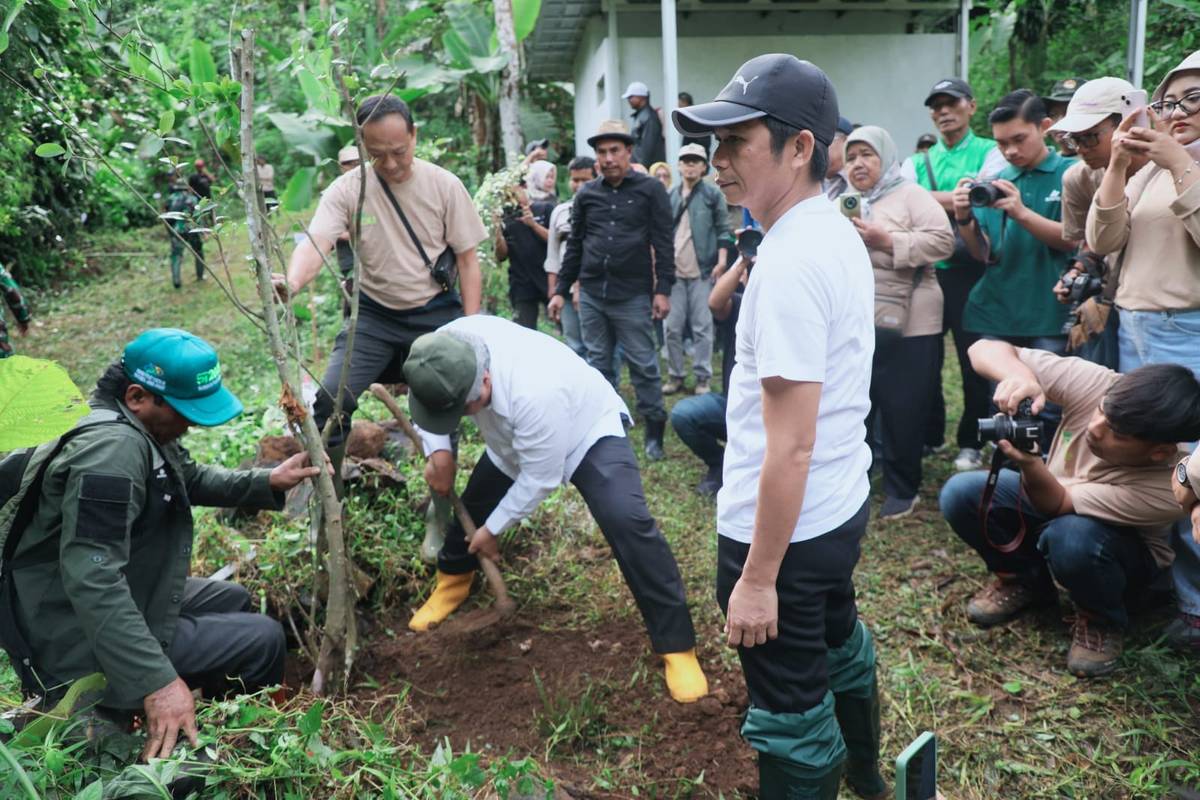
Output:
top-left (673, 185), bottom-right (698, 230)
top-left (978, 448), bottom-right (1030, 555)
top-left (377, 173), bottom-right (435, 273)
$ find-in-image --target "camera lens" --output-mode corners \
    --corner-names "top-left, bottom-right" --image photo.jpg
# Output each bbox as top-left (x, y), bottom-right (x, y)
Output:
top-left (968, 183), bottom-right (1000, 207)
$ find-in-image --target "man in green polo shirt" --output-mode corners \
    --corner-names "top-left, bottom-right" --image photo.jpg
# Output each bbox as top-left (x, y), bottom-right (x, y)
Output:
top-left (902, 77), bottom-right (1006, 472)
top-left (956, 89), bottom-right (1078, 448)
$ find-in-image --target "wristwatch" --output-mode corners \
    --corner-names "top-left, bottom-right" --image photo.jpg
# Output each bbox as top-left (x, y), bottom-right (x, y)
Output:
top-left (1179, 456), bottom-right (1192, 488)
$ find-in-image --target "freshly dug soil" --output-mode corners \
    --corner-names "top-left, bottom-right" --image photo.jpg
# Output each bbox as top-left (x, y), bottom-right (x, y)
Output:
top-left (358, 608), bottom-right (756, 798)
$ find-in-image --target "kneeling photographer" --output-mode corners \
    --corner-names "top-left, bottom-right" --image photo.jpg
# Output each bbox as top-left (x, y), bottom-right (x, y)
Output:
top-left (939, 340), bottom-right (1200, 677)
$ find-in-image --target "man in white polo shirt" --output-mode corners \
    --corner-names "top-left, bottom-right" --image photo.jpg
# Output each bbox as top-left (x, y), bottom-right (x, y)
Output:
top-left (401, 315), bottom-right (708, 705)
top-left (675, 55), bottom-right (884, 798)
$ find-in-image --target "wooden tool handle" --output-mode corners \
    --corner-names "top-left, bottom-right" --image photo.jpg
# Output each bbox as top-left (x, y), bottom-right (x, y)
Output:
top-left (368, 384), bottom-right (514, 613)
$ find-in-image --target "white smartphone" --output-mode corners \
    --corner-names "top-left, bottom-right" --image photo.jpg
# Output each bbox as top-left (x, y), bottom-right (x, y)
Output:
top-left (1121, 89), bottom-right (1150, 129)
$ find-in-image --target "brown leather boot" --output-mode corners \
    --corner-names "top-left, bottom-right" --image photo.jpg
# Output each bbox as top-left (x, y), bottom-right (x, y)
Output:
top-left (1067, 613), bottom-right (1122, 678)
top-left (966, 577), bottom-right (1053, 627)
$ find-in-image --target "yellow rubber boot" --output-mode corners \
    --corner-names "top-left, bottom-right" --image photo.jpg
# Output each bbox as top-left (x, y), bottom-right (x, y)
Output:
top-left (409, 570), bottom-right (474, 631)
top-left (662, 649), bottom-right (708, 703)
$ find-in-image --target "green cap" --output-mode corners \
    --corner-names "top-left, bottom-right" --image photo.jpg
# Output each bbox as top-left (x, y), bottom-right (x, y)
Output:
top-left (122, 328), bottom-right (243, 426)
top-left (1045, 78), bottom-right (1086, 103)
top-left (404, 332), bottom-right (478, 434)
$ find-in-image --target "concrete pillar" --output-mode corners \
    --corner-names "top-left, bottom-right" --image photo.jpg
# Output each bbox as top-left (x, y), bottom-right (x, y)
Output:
top-left (661, 0), bottom-right (681, 169)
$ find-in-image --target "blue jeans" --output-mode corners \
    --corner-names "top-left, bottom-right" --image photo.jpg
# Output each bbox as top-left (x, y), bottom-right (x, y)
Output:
top-left (939, 470), bottom-right (1160, 628)
top-left (670, 392), bottom-right (727, 468)
top-left (579, 291), bottom-right (666, 422)
top-left (1119, 307), bottom-right (1200, 615)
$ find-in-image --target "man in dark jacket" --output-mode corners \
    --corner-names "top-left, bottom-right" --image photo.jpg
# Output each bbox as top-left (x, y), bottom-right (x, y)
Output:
top-left (10, 329), bottom-right (320, 761)
top-left (623, 81), bottom-right (666, 167)
top-left (548, 119), bottom-right (674, 459)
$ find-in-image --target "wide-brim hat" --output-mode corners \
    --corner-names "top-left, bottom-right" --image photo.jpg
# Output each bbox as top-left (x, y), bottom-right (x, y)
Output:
top-left (587, 119), bottom-right (636, 148)
top-left (1153, 49), bottom-right (1200, 102)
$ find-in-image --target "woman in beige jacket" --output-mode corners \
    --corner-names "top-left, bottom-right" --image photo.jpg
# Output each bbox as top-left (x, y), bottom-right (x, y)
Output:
top-left (844, 125), bottom-right (956, 519)
top-left (1085, 50), bottom-right (1200, 651)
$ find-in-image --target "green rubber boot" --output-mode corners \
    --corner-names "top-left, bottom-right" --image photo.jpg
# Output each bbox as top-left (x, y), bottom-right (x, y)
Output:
top-left (828, 620), bottom-right (887, 799)
top-left (757, 753), bottom-right (844, 800)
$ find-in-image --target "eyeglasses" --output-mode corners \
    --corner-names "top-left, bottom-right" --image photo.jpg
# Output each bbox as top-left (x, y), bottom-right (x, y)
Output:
top-left (1061, 124), bottom-right (1115, 150)
top-left (1149, 91), bottom-right (1200, 118)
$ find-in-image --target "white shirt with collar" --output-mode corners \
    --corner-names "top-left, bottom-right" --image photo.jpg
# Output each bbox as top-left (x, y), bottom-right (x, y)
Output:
top-left (718, 194), bottom-right (875, 544)
top-left (419, 315), bottom-right (630, 535)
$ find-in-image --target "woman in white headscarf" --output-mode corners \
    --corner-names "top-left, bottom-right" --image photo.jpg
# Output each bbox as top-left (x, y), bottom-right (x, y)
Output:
top-left (526, 159), bottom-right (558, 203)
top-left (844, 124), bottom-right (956, 519)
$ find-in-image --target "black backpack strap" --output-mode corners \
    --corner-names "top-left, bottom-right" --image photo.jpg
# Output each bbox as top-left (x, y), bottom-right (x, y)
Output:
top-left (377, 174), bottom-right (434, 271)
top-left (672, 186), bottom-right (698, 230)
top-left (921, 152), bottom-right (939, 192)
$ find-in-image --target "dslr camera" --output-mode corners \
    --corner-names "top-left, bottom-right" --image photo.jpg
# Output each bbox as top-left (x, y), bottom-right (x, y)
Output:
top-left (1060, 251), bottom-right (1106, 334)
top-left (967, 179), bottom-right (1004, 208)
top-left (736, 228), bottom-right (763, 260)
top-left (977, 399), bottom-right (1043, 453)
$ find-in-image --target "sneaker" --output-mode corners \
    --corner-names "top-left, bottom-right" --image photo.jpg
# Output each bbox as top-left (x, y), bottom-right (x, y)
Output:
top-left (695, 465), bottom-right (722, 498)
top-left (663, 377), bottom-right (685, 395)
top-left (966, 578), bottom-right (1052, 627)
top-left (693, 379), bottom-right (711, 396)
top-left (954, 447), bottom-right (983, 471)
top-left (1067, 613), bottom-right (1122, 677)
top-left (1164, 611), bottom-right (1200, 653)
top-left (879, 495), bottom-right (918, 520)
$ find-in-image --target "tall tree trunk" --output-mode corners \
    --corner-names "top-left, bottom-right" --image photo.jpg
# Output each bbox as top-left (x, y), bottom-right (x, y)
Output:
top-left (494, 0), bottom-right (522, 161)
top-left (376, 0), bottom-right (388, 43)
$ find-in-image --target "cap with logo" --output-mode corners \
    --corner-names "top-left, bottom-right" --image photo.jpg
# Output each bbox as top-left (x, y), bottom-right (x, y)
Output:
top-left (923, 77), bottom-right (974, 107)
top-left (671, 54), bottom-right (840, 146)
top-left (122, 328), bottom-right (243, 426)
top-left (622, 81), bottom-right (650, 99)
top-left (1153, 49), bottom-right (1200, 102)
top-left (1048, 77), bottom-right (1134, 134)
top-left (404, 332), bottom-right (478, 435)
top-left (678, 143), bottom-right (709, 162)
top-left (587, 119), bottom-right (636, 148)
top-left (524, 138), bottom-right (550, 155)
top-left (1044, 77), bottom-right (1087, 103)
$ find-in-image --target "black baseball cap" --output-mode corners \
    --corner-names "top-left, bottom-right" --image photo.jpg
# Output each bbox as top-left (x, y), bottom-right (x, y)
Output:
top-left (924, 77), bottom-right (974, 106)
top-left (671, 54), bottom-right (840, 146)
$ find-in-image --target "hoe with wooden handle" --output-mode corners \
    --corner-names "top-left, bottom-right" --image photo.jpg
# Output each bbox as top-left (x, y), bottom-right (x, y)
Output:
top-left (369, 383), bottom-right (515, 616)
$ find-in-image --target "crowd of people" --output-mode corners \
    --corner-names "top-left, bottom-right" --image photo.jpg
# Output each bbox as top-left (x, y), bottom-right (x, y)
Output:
top-left (4, 43), bottom-right (1200, 800)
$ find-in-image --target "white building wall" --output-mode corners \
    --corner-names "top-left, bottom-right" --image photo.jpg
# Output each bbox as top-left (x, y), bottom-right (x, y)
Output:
top-left (572, 18), bottom-right (956, 165)
top-left (572, 16), bottom-right (614, 158)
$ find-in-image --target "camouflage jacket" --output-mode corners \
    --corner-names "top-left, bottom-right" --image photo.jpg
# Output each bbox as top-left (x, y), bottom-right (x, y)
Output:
top-left (0, 264), bottom-right (31, 358)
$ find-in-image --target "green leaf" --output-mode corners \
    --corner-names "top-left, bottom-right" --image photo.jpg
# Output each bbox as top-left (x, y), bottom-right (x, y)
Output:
top-left (73, 781), bottom-right (104, 800)
top-left (137, 134), bottom-right (164, 159)
top-left (35, 142), bottom-right (66, 158)
top-left (297, 67), bottom-right (336, 116)
top-left (280, 166), bottom-right (316, 212)
top-left (0, 356), bottom-right (89, 450)
top-left (291, 302), bottom-right (312, 322)
top-left (512, 0), bottom-right (542, 42)
top-left (266, 113), bottom-right (334, 161)
top-left (0, 32), bottom-right (8, 56)
top-left (299, 700), bottom-right (325, 737)
top-left (157, 110), bottom-right (175, 135)
top-left (47, 0), bottom-right (73, 9)
top-left (1002, 679), bottom-right (1023, 694)
top-left (189, 39), bottom-right (217, 85)
top-left (445, 2), bottom-right (495, 57)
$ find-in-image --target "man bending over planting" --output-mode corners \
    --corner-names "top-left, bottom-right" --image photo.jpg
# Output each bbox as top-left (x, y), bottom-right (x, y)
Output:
top-left (403, 314), bottom-right (708, 704)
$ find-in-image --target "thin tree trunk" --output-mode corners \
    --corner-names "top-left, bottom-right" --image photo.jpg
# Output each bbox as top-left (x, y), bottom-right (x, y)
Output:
top-left (235, 29), bottom-right (357, 695)
top-left (494, 0), bottom-right (522, 160)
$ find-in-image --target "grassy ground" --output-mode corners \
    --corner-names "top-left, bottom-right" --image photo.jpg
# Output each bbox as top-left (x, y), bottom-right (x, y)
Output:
top-left (3, 217), bottom-right (1200, 799)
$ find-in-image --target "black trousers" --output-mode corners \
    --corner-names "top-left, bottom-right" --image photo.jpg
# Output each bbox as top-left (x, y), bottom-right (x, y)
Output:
top-left (511, 297), bottom-right (542, 330)
top-left (928, 264), bottom-right (990, 449)
top-left (314, 295), bottom-right (462, 448)
top-left (716, 500), bottom-right (870, 713)
top-left (438, 436), bottom-right (697, 654)
top-left (870, 334), bottom-right (941, 501)
top-left (167, 578), bottom-right (286, 698)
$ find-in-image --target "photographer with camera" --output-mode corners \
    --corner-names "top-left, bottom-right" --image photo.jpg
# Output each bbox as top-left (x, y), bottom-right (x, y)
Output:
top-left (939, 340), bottom-right (1200, 676)
top-left (1049, 77), bottom-right (1149, 366)
top-left (1086, 51), bottom-right (1200, 651)
top-left (494, 171), bottom-right (554, 330)
top-left (279, 95), bottom-right (486, 495)
top-left (842, 125), bottom-right (955, 519)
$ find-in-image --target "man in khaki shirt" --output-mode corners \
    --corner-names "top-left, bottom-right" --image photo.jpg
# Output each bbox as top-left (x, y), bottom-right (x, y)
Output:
top-left (280, 95), bottom-right (486, 487)
top-left (939, 341), bottom-right (1200, 677)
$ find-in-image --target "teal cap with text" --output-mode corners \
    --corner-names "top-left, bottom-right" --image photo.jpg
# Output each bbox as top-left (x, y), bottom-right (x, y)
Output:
top-left (122, 328), bottom-right (243, 426)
